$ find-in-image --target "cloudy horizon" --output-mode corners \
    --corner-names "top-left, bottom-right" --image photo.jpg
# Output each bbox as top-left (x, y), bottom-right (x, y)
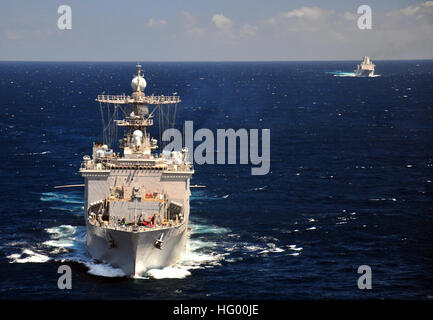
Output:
top-left (1, 0), bottom-right (432, 61)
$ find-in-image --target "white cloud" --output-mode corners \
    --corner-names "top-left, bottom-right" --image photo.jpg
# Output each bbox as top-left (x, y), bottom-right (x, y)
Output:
top-left (177, 2), bottom-right (433, 60)
top-left (343, 11), bottom-right (357, 21)
top-left (211, 14), bottom-right (258, 40)
top-left (212, 14), bottom-right (232, 30)
top-left (387, 1), bottom-right (433, 17)
top-left (264, 6), bottom-right (337, 33)
top-left (240, 24), bottom-right (258, 38)
top-left (401, 6), bottom-right (420, 16)
top-left (182, 11), bottom-right (205, 38)
top-left (212, 14), bottom-right (234, 38)
top-left (146, 18), bottom-right (167, 29)
top-left (282, 7), bottom-right (328, 20)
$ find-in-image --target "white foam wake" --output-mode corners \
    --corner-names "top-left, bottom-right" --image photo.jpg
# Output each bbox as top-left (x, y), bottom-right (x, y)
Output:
top-left (5, 222), bottom-right (124, 278)
top-left (144, 230), bottom-right (229, 279)
top-left (146, 267), bottom-right (191, 279)
top-left (43, 225), bottom-right (77, 248)
top-left (332, 72), bottom-right (357, 77)
top-left (46, 225), bottom-right (126, 278)
top-left (8, 216), bottom-right (232, 279)
top-left (330, 71), bottom-right (381, 78)
top-left (84, 261), bottom-right (125, 277)
top-left (7, 249), bottom-right (51, 264)
top-left (40, 192), bottom-right (82, 205)
top-left (13, 188), bottom-right (288, 279)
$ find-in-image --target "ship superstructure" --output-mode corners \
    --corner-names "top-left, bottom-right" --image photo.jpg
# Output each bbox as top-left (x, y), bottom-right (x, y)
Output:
top-left (79, 64), bottom-right (193, 277)
top-left (355, 56), bottom-right (375, 77)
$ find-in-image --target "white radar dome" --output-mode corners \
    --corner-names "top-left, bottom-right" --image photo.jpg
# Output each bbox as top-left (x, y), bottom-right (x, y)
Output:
top-left (131, 76), bottom-right (147, 92)
top-left (133, 130), bottom-right (143, 147)
top-left (133, 130), bottom-right (143, 138)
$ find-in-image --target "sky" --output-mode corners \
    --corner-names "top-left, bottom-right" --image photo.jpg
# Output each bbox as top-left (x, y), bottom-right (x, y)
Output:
top-left (0, 0), bottom-right (432, 61)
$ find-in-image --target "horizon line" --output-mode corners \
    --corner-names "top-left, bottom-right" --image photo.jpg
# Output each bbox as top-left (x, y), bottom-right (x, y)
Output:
top-left (0, 58), bottom-right (433, 63)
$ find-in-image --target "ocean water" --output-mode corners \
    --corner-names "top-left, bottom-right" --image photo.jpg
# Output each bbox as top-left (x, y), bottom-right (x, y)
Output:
top-left (0, 61), bottom-right (432, 299)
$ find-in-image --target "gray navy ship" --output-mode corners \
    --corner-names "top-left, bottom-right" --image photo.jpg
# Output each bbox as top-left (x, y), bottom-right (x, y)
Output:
top-left (354, 56), bottom-right (375, 77)
top-left (79, 64), bottom-right (194, 277)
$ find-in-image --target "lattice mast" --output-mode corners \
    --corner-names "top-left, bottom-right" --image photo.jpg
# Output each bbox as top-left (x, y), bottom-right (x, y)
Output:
top-left (96, 64), bottom-right (180, 154)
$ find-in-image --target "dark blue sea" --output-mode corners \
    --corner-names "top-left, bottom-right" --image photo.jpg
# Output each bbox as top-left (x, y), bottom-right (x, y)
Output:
top-left (0, 61), bottom-right (432, 299)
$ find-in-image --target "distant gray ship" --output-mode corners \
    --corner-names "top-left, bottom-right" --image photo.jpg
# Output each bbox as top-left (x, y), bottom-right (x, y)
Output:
top-left (355, 56), bottom-right (375, 77)
top-left (79, 64), bottom-right (194, 277)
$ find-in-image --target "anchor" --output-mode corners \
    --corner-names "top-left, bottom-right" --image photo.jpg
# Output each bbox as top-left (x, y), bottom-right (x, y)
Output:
top-left (106, 233), bottom-right (117, 249)
top-left (154, 233), bottom-right (164, 249)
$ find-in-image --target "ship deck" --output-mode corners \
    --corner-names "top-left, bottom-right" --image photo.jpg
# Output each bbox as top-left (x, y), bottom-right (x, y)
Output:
top-left (88, 218), bottom-right (184, 233)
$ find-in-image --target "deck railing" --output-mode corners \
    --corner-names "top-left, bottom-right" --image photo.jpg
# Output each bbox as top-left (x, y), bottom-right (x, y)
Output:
top-left (96, 94), bottom-right (180, 105)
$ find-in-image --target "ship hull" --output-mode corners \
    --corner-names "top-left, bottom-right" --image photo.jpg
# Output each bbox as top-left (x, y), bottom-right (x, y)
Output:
top-left (86, 222), bottom-right (188, 277)
top-left (355, 69), bottom-right (374, 77)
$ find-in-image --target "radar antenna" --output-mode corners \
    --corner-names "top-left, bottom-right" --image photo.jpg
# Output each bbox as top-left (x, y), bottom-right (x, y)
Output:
top-left (96, 64), bottom-right (181, 151)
